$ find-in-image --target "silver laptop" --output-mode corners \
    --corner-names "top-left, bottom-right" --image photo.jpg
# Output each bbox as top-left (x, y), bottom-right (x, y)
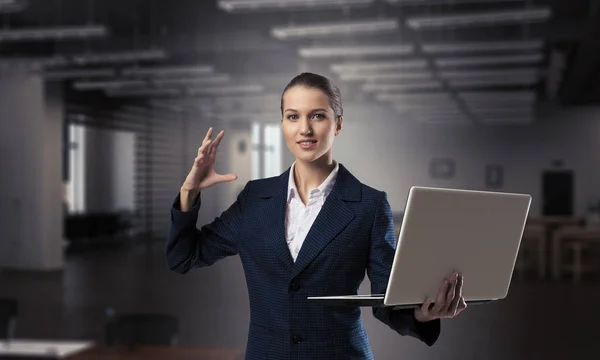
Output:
top-left (307, 186), bottom-right (532, 308)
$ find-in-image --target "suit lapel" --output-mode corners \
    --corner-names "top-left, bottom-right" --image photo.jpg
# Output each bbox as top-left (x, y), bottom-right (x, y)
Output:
top-left (290, 164), bottom-right (360, 279)
top-left (259, 170), bottom-right (294, 270)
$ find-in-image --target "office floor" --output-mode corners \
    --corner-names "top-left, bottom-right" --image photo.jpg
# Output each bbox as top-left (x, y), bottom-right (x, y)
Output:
top-left (1, 241), bottom-right (599, 360)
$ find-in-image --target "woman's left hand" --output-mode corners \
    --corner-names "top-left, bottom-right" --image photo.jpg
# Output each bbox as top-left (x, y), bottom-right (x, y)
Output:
top-left (414, 272), bottom-right (467, 322)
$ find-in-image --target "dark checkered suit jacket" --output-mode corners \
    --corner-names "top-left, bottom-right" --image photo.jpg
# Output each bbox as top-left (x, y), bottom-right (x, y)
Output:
top-left (166, 163), bottom-right (440, 360)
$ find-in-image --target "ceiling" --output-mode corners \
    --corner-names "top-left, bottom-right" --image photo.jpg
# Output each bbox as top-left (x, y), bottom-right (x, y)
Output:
top-left (1, 0), bottom-right (598, 126)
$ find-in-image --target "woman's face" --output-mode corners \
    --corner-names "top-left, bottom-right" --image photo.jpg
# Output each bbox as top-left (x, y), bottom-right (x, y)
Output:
top-left (281, 86), bottom-right (342, 164)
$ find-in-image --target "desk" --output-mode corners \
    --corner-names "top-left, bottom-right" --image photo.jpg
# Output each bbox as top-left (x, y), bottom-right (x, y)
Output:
top-left (0, 342), bottom-right (243, 360)
top-left (527, 216), bottom-right (583, 227)
top-left (552, 226), bottom-right (600, 281)
top-left (70, 346), bottom-right (243, 360)
top-left (0, 340), bottom-right (93, 359)
top-left (517, 224), bottom-right (546, 278)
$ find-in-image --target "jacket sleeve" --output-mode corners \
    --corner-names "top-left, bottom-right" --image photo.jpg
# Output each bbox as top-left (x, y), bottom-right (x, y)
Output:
top-left (165, 182), bottom-right (250, 274)
top-left (368, 191), bottom-right (441, 347)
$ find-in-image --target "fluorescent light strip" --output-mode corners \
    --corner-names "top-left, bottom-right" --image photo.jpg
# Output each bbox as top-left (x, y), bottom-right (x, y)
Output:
top-left (187, 84), bottom-right (264, 96)
top-left (471, 110), bottom-right (535, 119)
top-left (449, 76), bottom-right (540, 88)
top-left (375, 92), bottom-right (453, 102)
top-left (121, 65), bottom-right (214, 77)
top-left (0, 25), bottom-right (107, 42)
top-left (151, 74), bottom-right (231, 87)
top-left (479, 113), bottom-right (535, 119)
top-left (299, 44), bottom-right (414, 58)
top-left (0, 56), bottom-right (68, 69)
top-left (422, 40), bottom-right (543, 54)
top-left (387, 0), bottom-right (528, 5)
top-left (156, 93), bottom-right (280, 107)
top-left (219, 0), bottom-right (374, 12)
top-left (340, 71), bottom-right (433, 81)
top-left (399, 114), bottom-right (471, 124)
top-left (478, 117), bottom-right (534, 125)
top-left (393, 102), bottom-right (462, 111)
top-left (394, 109), bottom-right (465, 117)
top-left (392, 103), bottom-right (460, 111)
top-left (468, 101), bottom-right (537, 111)
top-left (406, 7), bottom-right (552, 30)
top-left (467, 103), bottom-right (534, 110)
top-left (107, 88), bottom-right (181, 97)
top-left (271, 19), bottom-right (399, 39)
top-left (71, 49), bottom-right (167, 65)
top-left (43, 69), bottom-right (116, 80)
top-left (390, 101), bottom-right (458, 108)
top-left (331, 59), bottom-right (428, 73)
top-left (201, 112), bottom-right (280, 121)
top-left (417, 119), bottom-right (472, 125)
top-left (73, 80), bottom-right (149, 91)
top-left (436, 53), bottom-right (543, 67)
top-left (459, 90), bottom-right (536, 102)
top-left (440, 68), bottom-right (540, 79)
top-left (363, 81), bottom-right (443, 92)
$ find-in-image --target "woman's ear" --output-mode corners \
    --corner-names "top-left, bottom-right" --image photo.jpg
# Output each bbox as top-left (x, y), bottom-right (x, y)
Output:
top-left (335, 116), bottom-right (343, 136)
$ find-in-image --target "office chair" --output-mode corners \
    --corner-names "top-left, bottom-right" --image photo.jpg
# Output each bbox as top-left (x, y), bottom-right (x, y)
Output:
top-left (0, 298), bottom-right (18, 340)
top-left (104, 309), bottom-right (179, 349)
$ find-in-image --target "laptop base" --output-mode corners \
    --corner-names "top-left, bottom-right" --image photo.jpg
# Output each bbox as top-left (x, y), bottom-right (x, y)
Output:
top-left (307, 295), bottom-right (493, 308)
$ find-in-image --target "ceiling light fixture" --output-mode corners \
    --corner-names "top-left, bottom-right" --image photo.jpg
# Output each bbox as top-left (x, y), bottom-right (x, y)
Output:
top-left (406, 7), bottom-right (552, 30)
top-left (331, 59), bottom-right (428, 73)
top-left (219, 0), bottom-right (374, 12)
top-left (422, 40), bottom-right (543, 54)
top-left (435, 53), bottom-right (543, 67)
top-left (271, 19), bottom-right (399, 39)
top-left (299, 44), bottom-right (414, 58)
top-left (0, 25), bottom-right (108, 42)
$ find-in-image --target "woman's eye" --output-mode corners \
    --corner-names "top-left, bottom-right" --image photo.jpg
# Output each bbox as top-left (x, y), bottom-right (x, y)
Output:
top-left (313, 114), bottom-right (325, 119)
top-left (288, 115), bottom-right (298, 120)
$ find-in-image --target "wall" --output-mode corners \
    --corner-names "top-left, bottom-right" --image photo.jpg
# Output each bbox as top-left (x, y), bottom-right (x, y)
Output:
top-left (0, 74), bottom-right (64, 270)
top-left (283, 103), bottom-right (600, 217)
top-left (83, 127), bottom-right (135, 213)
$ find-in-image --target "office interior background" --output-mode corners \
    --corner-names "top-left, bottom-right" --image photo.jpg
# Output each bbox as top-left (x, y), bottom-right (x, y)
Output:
top-left (1, 0), bottom-right (599, 359)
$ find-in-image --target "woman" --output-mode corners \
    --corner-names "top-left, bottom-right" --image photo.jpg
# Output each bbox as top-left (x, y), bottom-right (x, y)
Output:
top-left (166, 72), bottom-right (466, 359)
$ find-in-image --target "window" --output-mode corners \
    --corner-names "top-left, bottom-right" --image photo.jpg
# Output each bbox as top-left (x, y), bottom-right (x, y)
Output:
top-left (251, 122), bottom-right (282, 179)
top-left (262, 123), bottom-right (282, 178)
top-left (65, 124), bottom-right (86, 213)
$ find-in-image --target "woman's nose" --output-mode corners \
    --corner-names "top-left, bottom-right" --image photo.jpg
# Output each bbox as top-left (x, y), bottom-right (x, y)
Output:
top-left (299, 120), bottom-right (313, 135)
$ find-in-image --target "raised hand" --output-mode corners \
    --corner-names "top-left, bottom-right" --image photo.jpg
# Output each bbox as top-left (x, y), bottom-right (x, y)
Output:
top-left (414, 272), bottom-right (467, 322)
top-left (181, 127), bottom-right (238, 193)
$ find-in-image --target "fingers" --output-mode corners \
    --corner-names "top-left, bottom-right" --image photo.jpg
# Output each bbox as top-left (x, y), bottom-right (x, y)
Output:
top-left (458, 297), bottom-right (467, 314)
top-left (217, 173), bottom-right (238, 183)
top-left (209, 130), bottom-right (225, 156)
top-left (444, 274), bottom-right (457, 313)
top-left (203, 127), bottom-right (213, 143)
top-left (431, 278), bottom-right (450, 314)
top-left (449, 274), bottom-right (463, 315)
top-left (420, 298), bottom-right (433, 317)
top-left (198, 128), bottom-right (225, 157)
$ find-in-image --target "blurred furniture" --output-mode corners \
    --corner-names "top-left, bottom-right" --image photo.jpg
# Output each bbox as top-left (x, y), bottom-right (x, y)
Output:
top-left (65, 213), bottom-right (133, 250)
top-left (552, 225), bottom-right (600, 281)
top-left (0, 341), bottom-right (242, 360)
top-left (0, 298), bottom-right (17, 340)
top-left (527, 216), bottom-right (584, 228)
top-left (0, 339), bottom-right (93, 359)
top-left (70, 346), bottom-right (243, 360)
top-left (514, 224), bottom-right (547, 279)
top-left (104, 313), bottom-right (179, 348)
